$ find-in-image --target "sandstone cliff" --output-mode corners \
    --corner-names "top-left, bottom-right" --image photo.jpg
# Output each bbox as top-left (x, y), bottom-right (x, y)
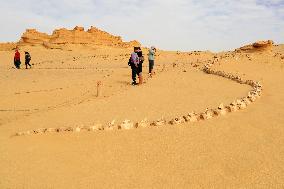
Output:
top-left (19, 26), bottom-right (141, 49)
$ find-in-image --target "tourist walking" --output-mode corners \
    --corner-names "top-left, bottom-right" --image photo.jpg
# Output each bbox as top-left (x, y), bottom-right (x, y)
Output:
top-left (148, 46), bottom-right (156, 77)
top-left (24, 51), bottom-right (32, 69)
top-left (14, 49), bottom-right (21, 69)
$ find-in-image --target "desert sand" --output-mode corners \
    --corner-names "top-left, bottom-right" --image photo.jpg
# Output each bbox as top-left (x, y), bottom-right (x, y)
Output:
top-left (0, 27), bottom-right (284, 188)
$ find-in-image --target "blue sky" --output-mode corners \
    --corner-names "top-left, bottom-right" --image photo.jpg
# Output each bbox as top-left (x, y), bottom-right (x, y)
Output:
top-left (0, 0), bottom-right (283, 51)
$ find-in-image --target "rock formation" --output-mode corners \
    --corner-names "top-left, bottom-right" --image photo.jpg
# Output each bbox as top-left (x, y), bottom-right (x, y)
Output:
top-left (236, 40), bottom-right (274, 53)
top-left (19, 26), bottom-right (141, 49)
top-left (20, 29), bottom-right (51, 45)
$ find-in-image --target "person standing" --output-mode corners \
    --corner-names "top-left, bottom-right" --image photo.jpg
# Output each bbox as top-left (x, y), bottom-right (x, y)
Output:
top-left (136, 47), bottom-right (144, 85)
top-left (14, 49), bottom-right (21, 69)
top-left (148, 46), bottom-right (156, 77)
top-left (24, 51), bottom-right (32, 69)
top-left (130, 47), bottom-right (140, 85)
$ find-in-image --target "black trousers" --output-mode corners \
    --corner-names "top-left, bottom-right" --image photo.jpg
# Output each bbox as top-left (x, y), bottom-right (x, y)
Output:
top-left (131, 65), bottom-right (138, 83)
top-left (149, 60), bottom-right (154, 73)
top-left (14, 60), bottom-right (21, 69)
top-left (25, 60), bottom-right (31, 68)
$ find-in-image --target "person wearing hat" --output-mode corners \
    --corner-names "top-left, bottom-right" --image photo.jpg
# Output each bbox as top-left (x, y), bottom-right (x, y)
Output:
top-left (24, 51), bottom-right (32, 69)
top-left (14, 48), bottom-right (21, 69)
top-left (136, 47), bottom-right (144, 85)
top-left (148, 46), bottom-right (156, 77)
top-left (130, 47), bottom-right (140, 85)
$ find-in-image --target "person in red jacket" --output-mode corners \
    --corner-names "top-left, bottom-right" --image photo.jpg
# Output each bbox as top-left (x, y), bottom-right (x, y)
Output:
top-left (14, 49), bottom-right (21, 69)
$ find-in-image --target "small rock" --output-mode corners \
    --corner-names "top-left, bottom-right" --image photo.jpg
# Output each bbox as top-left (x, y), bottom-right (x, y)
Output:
top-left (151, 118), bottom-right (167, 126)
top-left (120, 120), bottom-right (134, 130)
top-left (136, 119), bottom-right (150, 128)
top-left (105, 120), bottom-right (116, 130)
top-left (89, 124), bottom-right (103, 131)
top-left (75, 127), bottom-right (81, 132)
top-left (169, 117), bottom-right (185, 125)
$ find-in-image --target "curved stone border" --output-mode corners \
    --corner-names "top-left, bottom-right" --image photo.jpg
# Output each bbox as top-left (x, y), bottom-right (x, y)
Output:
top-left (13, 62), bottom-right (263, 137)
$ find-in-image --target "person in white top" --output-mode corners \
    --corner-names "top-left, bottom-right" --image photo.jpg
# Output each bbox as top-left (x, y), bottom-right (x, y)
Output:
top-left (148, 46), bottom-right (156, 77)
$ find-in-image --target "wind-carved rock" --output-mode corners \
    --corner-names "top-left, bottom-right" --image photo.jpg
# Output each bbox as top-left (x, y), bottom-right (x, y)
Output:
top-left (19, 26), bottom-right (141, 48)
top-left (20, 29), bottom-right (51, 45)
top-left (236, 40), bottom-right (274, 53)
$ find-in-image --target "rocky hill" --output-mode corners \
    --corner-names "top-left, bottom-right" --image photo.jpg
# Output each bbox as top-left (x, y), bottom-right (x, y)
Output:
top-left (3, 26), bottom-right (140, 50)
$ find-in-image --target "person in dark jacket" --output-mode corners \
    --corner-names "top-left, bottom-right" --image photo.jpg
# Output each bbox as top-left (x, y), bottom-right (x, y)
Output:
top-left (129, 47), bottom-right (140, 85)
top-left (14, 49), bottom-right (21, 69)
top-left (24, 51), bottom-right (32, 69)
top-left (136, 47), bottom-right (144, 85)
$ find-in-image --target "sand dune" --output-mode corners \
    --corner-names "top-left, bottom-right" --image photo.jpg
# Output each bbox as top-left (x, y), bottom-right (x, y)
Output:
top-left (0, 29), bottom-right (284, 188)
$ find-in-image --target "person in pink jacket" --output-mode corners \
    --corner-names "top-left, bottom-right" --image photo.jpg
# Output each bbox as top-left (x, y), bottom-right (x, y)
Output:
top-left (129, 47), bottom-right (140, 85)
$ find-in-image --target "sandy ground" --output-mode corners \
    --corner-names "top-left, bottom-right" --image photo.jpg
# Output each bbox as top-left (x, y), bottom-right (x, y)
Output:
top-left (0, 44), bottom-right (284, 188)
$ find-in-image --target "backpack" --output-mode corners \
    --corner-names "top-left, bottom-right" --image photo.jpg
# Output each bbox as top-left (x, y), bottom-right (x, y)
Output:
top-left (128, 57), bottom-right (132, 66)
top-left (26, 54), bottom-right (31, 61)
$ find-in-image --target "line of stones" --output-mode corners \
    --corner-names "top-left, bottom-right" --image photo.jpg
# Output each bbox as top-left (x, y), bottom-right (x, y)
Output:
top-left (13, 63), bottom-right (262, 136)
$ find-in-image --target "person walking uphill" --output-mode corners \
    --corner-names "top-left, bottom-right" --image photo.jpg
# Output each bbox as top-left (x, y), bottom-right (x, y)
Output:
top-left (148, 46), bottom-right (156, 77)
top-left (25, 51), bottom-right (32, 69)
top-left (14, 49), bottom-right (21, 69)
top-left (129, 47), bottom-right (140, 86)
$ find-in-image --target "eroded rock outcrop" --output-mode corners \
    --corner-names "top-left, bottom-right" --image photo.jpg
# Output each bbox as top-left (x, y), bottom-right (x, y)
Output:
top-left (236, 40), bottom-right (274, 53)
top-left (20, 29), bottom-right (51, 45)
top-left (19, 26), bottom-right (141, 49)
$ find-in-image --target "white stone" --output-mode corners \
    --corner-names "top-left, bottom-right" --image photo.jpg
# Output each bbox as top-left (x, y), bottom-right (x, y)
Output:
top-left (120, 120), bottom-right (134, 130)
top-left (228, 104), bottom-right (238, 112)
top-left (151, 118), bottom-right (167, 126)
top-left (105, 120), bottom-right (116, 130)
top-left (47, 128), bottom-right (56, 133)
top-left (136, 119), bottom-right (150, 128)
top-left (169, 117), bottom-right (185, 125)
top-left (89, 124), bottom-right (103, 131)
top-left (75, 127), bottom-right (81, 132)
